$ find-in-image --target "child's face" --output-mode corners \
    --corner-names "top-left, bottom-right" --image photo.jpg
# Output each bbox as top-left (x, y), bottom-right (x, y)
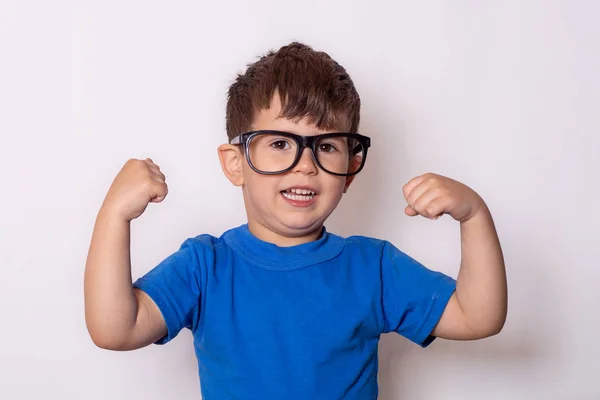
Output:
top-left (219, 94), bottom-right (357, 243)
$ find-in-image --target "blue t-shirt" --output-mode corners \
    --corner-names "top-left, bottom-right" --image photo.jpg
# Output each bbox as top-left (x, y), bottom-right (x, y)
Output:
top-left (133, 224), bottom-right (456, 399)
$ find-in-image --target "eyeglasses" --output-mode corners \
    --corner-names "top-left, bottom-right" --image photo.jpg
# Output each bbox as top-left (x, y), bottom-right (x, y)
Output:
top-left (230, 130), bottom-right (371, 176)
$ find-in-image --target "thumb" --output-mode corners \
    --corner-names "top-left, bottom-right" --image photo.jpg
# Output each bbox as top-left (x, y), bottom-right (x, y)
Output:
top-left (404, 205), bottom-right (418, 216)
top-left (149, 181), bottom-right (168, 203)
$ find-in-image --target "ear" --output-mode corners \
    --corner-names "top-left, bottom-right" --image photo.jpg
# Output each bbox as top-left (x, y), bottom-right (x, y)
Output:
top-left (343, 158), bottom-right (362, 193)
top-left (218, 144), bottom-right (245, 186)
top-left (343, 175), bottom-right (356, 193)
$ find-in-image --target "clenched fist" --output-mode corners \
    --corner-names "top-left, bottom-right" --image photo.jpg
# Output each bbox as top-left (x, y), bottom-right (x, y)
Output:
top-left (101, 158), bottom-right (168, 222)
top-left (402, 173), bottom-right (484, 223)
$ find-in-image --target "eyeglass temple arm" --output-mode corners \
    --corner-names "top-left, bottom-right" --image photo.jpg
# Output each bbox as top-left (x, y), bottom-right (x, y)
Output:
top-left (351, 137), bottom-right (370, 155)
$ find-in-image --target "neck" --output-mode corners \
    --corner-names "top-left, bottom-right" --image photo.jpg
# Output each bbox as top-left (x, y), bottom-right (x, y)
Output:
top-left (247, 220), bottom-right (324, 247)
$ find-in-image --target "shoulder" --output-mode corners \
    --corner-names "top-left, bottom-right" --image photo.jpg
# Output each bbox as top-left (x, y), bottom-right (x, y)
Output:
top-left (179, 225), bottom-right (250, 260)
top-left (343, 234), bottom-right (386, 247)
top-left (173, 230), bottom-right (232, 266)
top-left (338, 233), bottom-right (393, 253)
top-left (332, 233), bottom-right (393, 262)
top-left (333, 233), bottom-right (415, 265)
top-left (179, 233), bottom-right (220, 251)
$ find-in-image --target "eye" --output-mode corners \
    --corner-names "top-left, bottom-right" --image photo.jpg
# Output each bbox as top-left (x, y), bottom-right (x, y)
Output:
top-left (270, 140), bottom-right (291, 150)
top-left (318, 142), bottom-right (338, 153)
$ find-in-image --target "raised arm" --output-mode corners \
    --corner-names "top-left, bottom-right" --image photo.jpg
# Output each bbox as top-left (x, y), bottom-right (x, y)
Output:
top-left (402, 173), bottom-right (507, 340)
top-left (84, 158), bottom-right (169, 350)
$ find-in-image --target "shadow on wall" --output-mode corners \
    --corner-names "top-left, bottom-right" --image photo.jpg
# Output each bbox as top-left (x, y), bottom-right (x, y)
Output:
top-left (327, 99), bottom-right (410, 239)
top-left (377, 247), bottom-right (560, 398)
top-left (327, 105), bottom-right (558, 397)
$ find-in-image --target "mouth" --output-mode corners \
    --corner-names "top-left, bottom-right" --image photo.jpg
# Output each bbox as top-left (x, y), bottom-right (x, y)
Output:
top-left (280, 187), bottom-right (318, 202)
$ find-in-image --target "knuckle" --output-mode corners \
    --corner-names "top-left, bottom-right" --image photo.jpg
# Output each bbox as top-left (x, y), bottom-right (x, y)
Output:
top-left (140, 179), bottom-right (152, 191)
top-left (439, 187), bottom-right (451, 198)
top-left (143, 165), bottom-right (154, 176)
top-left (412, 200), bottom-right (422, 211)
top-left (129, 159), bottom-right (147, 171)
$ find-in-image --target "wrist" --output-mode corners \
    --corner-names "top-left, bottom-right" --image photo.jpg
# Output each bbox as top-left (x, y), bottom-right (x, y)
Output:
top-left (463, 198), bottom-right (490, 224)
top-left (98, 203), bottom-right (130, 224)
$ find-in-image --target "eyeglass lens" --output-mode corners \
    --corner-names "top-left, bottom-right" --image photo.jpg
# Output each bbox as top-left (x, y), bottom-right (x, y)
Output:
top-left (247, 133), bottom-right (365, 175)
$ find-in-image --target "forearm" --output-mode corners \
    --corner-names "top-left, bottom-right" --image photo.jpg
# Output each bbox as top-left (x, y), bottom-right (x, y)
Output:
top-left (84, 207), bottom-right (138, 348)
top-left (455, 203), bottom-right (507, 336)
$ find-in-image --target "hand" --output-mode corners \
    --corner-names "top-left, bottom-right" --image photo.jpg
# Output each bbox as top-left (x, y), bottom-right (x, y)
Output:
top-left (101, 158), bottom-right (168, 222)
top-left (402, 173), bottom-right (484, 222)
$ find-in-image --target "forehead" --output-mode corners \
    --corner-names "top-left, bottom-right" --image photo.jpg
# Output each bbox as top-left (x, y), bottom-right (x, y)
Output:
top-left (251, 92), bottom-right (343, 136)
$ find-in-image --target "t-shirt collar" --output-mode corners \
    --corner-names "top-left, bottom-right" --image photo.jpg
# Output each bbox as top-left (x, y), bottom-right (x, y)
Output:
top-left (223, 224), bottom-right (345, 271)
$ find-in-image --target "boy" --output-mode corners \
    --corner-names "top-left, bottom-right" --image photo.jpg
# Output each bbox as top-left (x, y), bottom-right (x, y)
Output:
top-left (84, 42), bottom-right (507, 399)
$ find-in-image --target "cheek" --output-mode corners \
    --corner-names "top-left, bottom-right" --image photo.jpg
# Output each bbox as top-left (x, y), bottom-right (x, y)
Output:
top-left (243, 170), bottom-right (279, 201)
top-left (321, 177), bottom-right (347, 202)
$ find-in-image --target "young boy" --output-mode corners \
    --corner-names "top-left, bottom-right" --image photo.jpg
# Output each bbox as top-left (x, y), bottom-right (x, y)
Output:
top-left (84, 42), bottom-right (507, 399)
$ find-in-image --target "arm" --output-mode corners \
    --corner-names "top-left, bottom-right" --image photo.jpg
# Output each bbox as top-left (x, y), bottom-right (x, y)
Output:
top-left (433, 204), bottom-right (507, 339)
top-left (403, 173), bottom-right (507, 340)
top-left (84, 158), bottom-right (168, 350)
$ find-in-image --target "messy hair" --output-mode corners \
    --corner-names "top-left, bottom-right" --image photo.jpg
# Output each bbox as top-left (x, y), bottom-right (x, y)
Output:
top-left (225, 42), bottom-right (361, 142)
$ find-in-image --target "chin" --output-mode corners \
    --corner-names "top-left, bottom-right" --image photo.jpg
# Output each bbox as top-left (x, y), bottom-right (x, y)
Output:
top-left (275, 214), bottom-right (329, 237)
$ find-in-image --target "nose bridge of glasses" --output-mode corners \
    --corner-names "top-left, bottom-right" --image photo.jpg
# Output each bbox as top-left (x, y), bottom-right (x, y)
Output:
top-left (298, 145), bottom-right (317, 163)
top-left (294, 137), bottom-right (318, 172)
top-left (294, 135), bottom-right (316, 159)
top-left (298, 135), bottom-right (314, 151)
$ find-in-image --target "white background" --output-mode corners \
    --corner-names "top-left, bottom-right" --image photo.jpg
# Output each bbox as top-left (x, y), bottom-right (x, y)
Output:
top-left (1, 1), bottom-right (598, 399)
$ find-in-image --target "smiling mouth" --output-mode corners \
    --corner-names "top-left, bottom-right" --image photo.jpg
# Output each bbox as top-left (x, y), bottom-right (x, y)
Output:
top-left (281, 188), bottom-right (317, 201)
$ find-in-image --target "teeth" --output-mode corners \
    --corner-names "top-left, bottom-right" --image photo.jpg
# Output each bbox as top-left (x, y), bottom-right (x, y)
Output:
top-left (282, 191), bottom-right (316, 201)
top-left (289, 188), bottom-right (315, 195)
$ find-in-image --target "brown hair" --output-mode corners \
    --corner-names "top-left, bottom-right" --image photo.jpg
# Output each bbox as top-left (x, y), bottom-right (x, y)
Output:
top-left (225, 42), bottom-right (361, 142)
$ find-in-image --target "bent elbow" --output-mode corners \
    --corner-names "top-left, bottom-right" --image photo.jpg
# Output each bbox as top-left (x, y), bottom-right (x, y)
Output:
top-left (86, 322), bottom-right (130, 351)
top-left (489, 318), bottom-right (507, 337)
top-left (476, 317), bottom-right (506, 339)
top-left (89, 335), bottom-right (114, 350)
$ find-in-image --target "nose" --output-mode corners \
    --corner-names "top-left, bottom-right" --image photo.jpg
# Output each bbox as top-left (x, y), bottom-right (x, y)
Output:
top-left (293, 147), bottom-right (318, 175)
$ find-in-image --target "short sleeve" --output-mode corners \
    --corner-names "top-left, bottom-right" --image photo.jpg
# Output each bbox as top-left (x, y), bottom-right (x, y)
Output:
top-left (133, 239), bottom-right (202, 345)
top-left (381, 241), bottom-right (456, 347)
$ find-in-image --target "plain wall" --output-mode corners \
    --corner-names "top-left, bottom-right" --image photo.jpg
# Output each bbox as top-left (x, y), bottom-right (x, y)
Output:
top-left (1, 0), bottom-right (598, 398)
